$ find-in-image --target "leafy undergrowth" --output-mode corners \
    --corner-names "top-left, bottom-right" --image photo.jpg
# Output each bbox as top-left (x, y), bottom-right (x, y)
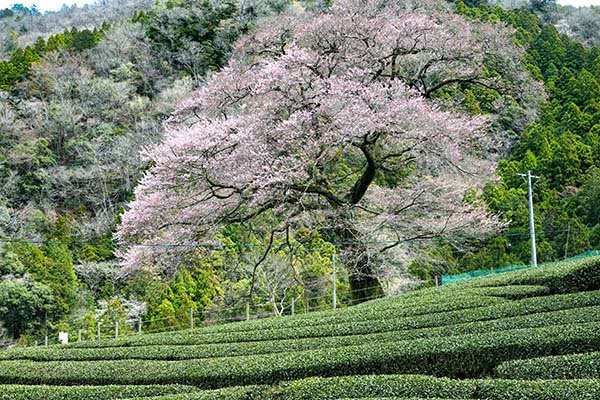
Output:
top-left (2, 256), bottom-right (600, 399)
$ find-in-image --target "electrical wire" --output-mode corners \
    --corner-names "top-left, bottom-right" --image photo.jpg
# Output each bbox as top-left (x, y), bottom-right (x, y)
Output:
top-left (0, 225), bottom-right (592, 249)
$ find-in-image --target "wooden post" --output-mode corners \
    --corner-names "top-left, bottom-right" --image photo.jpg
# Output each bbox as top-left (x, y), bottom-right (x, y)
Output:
top-left (97, 322), bottom-right (101, 340)
top-left (291, 297), bottom-right (295, 316)
top-left (246, 303), bottom-right (250, 321)
top-left (138, 318), bottom-right (142, 335)
top-left (115, 322), bottom-right (119, 339)
top-left (190, 309), bottom-right (194, 330)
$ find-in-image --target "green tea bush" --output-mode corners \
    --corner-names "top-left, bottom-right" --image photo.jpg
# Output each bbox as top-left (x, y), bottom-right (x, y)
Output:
top-left (262, 375), bottom-right (600, 400)
top-left (59, 289), bottom-right (600, 349)
top-left (462, 285), bottom-right (550, 299)
top-left (265, 375), bottom-right (475, 399)
top-left (121, 386), bottom-right (266, 400)
top-left (496, 352), bottom-right (600, 379)
top-left (3, 304), bottom-right (599, 362)
top-left (0, 384), bottom-right (199, 400)
top-left (1, 322), bottom-right (599, 386)
top-left (475, 379), bottom-right (600, 399)
top-left (460, 257), bottom-right (600, 294)
top-left (68, 293), bottom-right (505, 349)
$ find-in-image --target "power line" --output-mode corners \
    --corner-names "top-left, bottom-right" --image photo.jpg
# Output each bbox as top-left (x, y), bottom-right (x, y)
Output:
top-left (0, 226), bottom-right (591, 249)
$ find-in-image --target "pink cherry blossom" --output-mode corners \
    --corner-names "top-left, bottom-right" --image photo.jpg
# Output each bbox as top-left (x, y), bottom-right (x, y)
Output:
top-left (117, 0), bottom-right (535, 293)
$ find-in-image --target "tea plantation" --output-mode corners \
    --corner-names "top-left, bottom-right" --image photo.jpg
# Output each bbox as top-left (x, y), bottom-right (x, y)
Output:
top-left (2, 257), bottom-right (600, 399)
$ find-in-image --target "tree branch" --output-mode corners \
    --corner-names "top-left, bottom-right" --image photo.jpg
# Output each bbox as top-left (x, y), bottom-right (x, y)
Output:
top-left (424, 77), bottom-right (503, 98)
top-left (248, 229), bottom-right (277, 305)
top-left (348, 144), bottom-right (377, 204)
top-left (290, 183), bottom-right (344, 207)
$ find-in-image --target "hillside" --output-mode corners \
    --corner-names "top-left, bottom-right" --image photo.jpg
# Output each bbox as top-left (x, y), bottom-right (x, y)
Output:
top-left (1, 256), bottom-right (600, 398)
top-left (1, 0), bottom-right (600, 357)
top-left (0, 0), bottom-right (155, 57)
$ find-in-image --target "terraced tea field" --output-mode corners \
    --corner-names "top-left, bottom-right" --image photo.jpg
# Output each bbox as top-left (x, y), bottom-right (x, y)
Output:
top-left (2, 256), bottom-right (600, 399)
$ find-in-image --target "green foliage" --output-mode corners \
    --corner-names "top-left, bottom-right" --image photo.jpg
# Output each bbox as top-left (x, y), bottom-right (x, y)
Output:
top-left (452, 2), bottom-right (600, 273)
top-left (457, 255), bottom-right (600, 293)
top-left (0, 244), bottom-right (24, 276)
top-left (148, 297), bottom-right (179, 332)
top-left (474, 379), bottom-right (600, 400)
top-left (0, 25), bottom-right (107, 91)
top-left (66, 291), bottom-right (507, 348)
top-left (496, 351), bottom-right (600, 379)
top-left (73, 310), bottom-right (99, 341)
top-left (3, 301), bottom-right (600, 362)
top-left (267, 375), bottom-right (475, 400)
top-left (0, 278), bottom-right (53, 339)
top-left (3, 320), bottom-right (600, 385)
top-left (210, 223), bottom-right (341, 318)
top-left (141, 0), bottom-right (242, 83)
top-left (0, 137), bottom-right (54, 204)
top-left (265, 375), bottom-right (600, 400)
top-left (97, 298), bottom-right (133, 339)
top-left (0, 234), bottom-right (80, 339)
top-left (9, 238), bottom-right (78, 318)
top-left (1, 257), bottom-right (600, 397)
top-left (0, 384), bottom-right (203, 400)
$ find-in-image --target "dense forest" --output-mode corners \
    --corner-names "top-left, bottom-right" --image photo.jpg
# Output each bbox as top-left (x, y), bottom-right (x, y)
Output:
top-left (0, 0), bottom-right (599, 344)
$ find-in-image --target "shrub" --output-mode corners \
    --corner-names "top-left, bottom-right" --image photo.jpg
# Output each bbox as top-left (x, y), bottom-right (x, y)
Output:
top-left (263, 375), bottom-right (600, 400)
top-left (265, 375), bottom-right (475, 400)
top-left (0, 384), bottom-right (199, 400)
top-left (460, 257), bottom-right (600, 294)
top-left (496, 352), bottom-right (600, 379)
top-left (62, 290), bottom-right (600, 349)
top-left (68, 292), bottom-right (506, 348)
top-left (475, 379), bottom-right (600, 400)
top-left (2, 305), bottom-right (599, 362)
top-left (1, 322), bottom-right (600, 386)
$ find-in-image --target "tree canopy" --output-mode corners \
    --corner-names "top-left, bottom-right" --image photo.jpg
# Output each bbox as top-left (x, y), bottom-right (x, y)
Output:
top-left (118, 0), bottom-right (536, 299)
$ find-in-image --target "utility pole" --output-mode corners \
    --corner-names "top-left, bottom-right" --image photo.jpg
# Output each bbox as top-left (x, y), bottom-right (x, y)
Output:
top-left (291, 296), bottom-right (295, 316)
top-left (44, 311), bottom-right (48, 346)
top-left (517, 170), bottom-right (540, 268)
top-left (564, 223), bottom-right (571, 260)
top-left (332, 253), bottom-right (337, 310)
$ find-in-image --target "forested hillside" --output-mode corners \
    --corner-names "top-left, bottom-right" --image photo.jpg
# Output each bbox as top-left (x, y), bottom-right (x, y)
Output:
top-left (0, 0), bottom-right (599, 344)
top-left (0, 0), bottom-right (283, 343)
top-left (449, 1), bottom-right (600, 275)
top-left (0, 0), bottom-right (155, 56)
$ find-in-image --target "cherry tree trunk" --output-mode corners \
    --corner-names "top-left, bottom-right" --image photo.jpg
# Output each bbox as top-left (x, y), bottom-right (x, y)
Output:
top-left (336, 224), bottom-right (383, 304)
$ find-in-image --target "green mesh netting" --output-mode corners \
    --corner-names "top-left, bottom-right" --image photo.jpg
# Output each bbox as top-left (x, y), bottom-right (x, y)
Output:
top-left (441, 250), bottom-right (600, 285)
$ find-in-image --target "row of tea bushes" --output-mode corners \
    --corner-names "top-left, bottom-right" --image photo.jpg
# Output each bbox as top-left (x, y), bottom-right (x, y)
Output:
top-left (116, 375), bottom-right (600, 400)
top-left (67, 292), bottom-right (507, 349)
top-left (1, 322), bottom-right (600, 386)
top-left (496, 352), bottom-right (600, 379)
top-left (461, 285), bottom-right (550, 300)
top-left (60, 289), bottom-right (600, 349)
top-left (3, 304), bottom-right (600, 362)
top-left (459, 257), bottom-right (600, 294)
top-left (263, 375), bottom-right (600, 400)
top-left (0, 384), bottom-right (200, 400)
